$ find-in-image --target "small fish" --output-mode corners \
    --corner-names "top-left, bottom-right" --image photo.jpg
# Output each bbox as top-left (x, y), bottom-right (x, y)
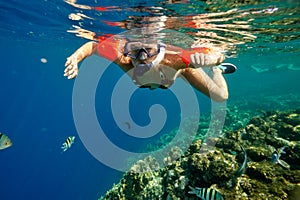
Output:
top-left (189, 186), bottom-right (224, 200)
top-left (61, 136), bottom-right (75, 152)
top-left (234, 144), bottom-right (247, 177)
top-left (271, 146), bottom-right (290, 169)
top-left (125, 122), bottom-right (131, 129)
top-left (0, 132), bottom-right (12, 150)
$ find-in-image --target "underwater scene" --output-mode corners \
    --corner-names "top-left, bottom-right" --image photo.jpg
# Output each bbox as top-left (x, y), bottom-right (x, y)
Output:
top-left (0, 0), bottom-right (300, 199)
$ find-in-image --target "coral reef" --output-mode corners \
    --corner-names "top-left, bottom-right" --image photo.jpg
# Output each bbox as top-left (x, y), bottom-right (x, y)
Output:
top-left (99, 108), bottom-right (300, 200)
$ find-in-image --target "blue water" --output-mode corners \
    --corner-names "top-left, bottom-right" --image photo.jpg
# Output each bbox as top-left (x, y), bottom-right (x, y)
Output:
top-left (1, 0), bottom-right (300, 199)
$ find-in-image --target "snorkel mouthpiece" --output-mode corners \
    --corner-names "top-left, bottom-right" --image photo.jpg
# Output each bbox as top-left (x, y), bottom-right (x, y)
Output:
top-left (134, 63), bottom-right (154, 76)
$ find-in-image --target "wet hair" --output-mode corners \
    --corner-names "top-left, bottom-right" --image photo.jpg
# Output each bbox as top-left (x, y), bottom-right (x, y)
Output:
top-left (132, 77), bottom-right (174, 90)
top-left (139, 84), bottom-right (168, 90)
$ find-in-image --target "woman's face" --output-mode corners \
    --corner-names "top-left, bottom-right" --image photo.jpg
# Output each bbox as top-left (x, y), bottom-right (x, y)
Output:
top-left (126, 42), bottom-right (177, 89)
top-left (130, 50), bottom-right (157, 69)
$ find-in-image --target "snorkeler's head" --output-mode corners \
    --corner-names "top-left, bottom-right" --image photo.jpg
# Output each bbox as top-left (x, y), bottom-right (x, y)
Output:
top-left (124, 41), bottom-right (166, 76)
top-left (123, 40), bottom-right (178, 90)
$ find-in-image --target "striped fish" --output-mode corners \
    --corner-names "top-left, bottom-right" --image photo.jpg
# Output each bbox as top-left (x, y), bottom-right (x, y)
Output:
top-left (0, 132), bottom-right (12, 150)
top-left (234, 144), bottom-right (247, 177)
top-left (61, 136), bottom-right (75, 152)
top-left (189, 186), bottom-right (224, 200)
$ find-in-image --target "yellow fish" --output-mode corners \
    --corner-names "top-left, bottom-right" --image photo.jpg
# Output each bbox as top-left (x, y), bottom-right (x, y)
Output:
top-left (61, 136), bottom-right (75, 152)
top-left (0, 132), bottom-right (12, 150)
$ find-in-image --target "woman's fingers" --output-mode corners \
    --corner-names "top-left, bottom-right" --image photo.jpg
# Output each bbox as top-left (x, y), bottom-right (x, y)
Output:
top-left (64, 67), bottom-right (78, 79)
top-left (64, 56), bottom-right (78, 79)
top-left (195, 53), bottom-right (201, 64)
top-left (190, 53), bottom-right (208, 67)
top-left (190, 53), bottom-right (195, 64)
top-left (68, 70), bottom-right (78, 79)
top-left (64, 65), bottom-right (77, 78)
top-left (200, 53), bottom-right (205, 66)
top-left (65, 57), bottom-right (71, 67)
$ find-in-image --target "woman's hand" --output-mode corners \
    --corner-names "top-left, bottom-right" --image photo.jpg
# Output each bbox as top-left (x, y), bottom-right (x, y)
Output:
top-left (64, 55), bottom-right (79, 79)
top-left (190, 51), bottom-right (225, 68)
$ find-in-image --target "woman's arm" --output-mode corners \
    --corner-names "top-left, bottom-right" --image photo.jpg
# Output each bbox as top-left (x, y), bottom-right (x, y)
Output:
top-left (167, 46), bottom-right (228, 102)
top-left (64, 41), bottom-right (98, 79)
top-left (64, 38), bottom-right (131, 79)
top-left (162, 44), bottom-right (225, 71)
top-left (180, 67), bottom-right (228, 102)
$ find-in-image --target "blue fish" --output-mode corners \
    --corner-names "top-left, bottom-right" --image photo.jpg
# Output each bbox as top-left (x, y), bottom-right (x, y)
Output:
top-left (271, 146), bottom-right (290, 169)
top-left (189, 186), bottom-right (224, 200)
